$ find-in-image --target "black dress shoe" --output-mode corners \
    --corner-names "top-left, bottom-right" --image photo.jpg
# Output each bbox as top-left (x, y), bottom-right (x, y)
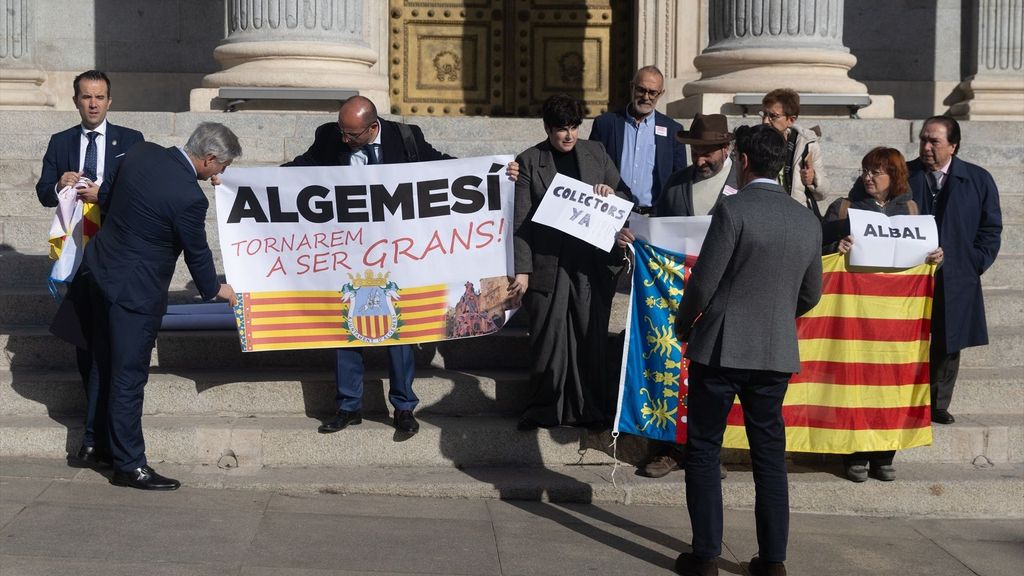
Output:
top-left (931, 409), bottom-right (955, 425)
top-left (748, 556), bottom-right (787, 576)
top-left (111, 465), bottom-right (180, 491)
top-left (674, 552), bottom-right (718, 576)
top-left (394, 410), bottom-right (419, 435)
top-left (318, 410), bottom-right (362, 433)
top-left (68, 445), bottom-right (112, 469)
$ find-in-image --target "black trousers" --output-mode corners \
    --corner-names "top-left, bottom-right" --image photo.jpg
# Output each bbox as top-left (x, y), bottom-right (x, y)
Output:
top-left (929, 276), bottom-right (961, 411)
top-left (843, 451), bottom-right (895, 467)
top-left (685, 361), bottom-right (790, 563)
top-left (88, 277), bottom-right (161, 473)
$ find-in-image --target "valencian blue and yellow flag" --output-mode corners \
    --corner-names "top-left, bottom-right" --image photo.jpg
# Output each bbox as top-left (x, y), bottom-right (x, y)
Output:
top-left (613, 240), bottom-right (697, 444)
top-left (615, 245), bottom-right (936, 453)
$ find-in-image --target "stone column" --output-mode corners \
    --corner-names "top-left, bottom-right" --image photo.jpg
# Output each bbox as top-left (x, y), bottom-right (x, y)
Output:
top-left (671, 0), bottom-right (892, 117)
top-left (0, 0), bottom-right (53, 108)
top-left (951, 0), bottom-right (1024, 120)
top-left (635, 0), bottom-right (709, 113)
top-left (191, 0), bottom-right (389, 111)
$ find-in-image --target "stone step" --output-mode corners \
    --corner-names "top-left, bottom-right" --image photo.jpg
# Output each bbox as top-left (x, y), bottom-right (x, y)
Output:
top-left (0, 368), bottom-right (532, 418)
top-left (0, 414), bottom-right (614, 468)
top-left (3, 320), bottom-right (1020, 372)
top-left (4, 456), bottom-right (1020, 519)
top-left (2, 281), bottom-right (1019, 330)
top-left (958, 326), bottom-right (1023, 368)
top-left (982, 254), bottom-right (1023, 288)
top-left (2, 364), bottom-right (1018, 420)
top-left (0, 410), bottom-right (1020, 471)
top-left (4, 206), bottom-right (1022, 260)
top-left (0, 325), bottom-right (533, 371)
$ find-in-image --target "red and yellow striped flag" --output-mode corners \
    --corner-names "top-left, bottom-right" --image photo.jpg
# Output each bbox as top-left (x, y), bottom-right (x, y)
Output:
top-left (723, 253), bottom-right (936, 453)
top-left (235, 285), bottom-right (448, 351)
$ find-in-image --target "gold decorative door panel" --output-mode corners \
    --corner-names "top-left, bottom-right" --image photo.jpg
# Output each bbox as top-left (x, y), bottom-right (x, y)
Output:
top-left (389, 1), bottom-right (632, 116)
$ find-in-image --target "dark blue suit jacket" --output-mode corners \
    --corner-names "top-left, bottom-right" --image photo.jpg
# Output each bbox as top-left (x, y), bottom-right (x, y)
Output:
top-left (285, 119), bottom-right (452, 167)
top-left (82, 143), bottom-right (219, 316)
top-left (588, 109), bottom-right (687, 206)
top-left (36, 122), bottom-right (145, 210)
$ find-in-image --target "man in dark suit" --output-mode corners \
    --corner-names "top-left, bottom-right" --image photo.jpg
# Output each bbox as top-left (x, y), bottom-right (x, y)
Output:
top-left (673, 124), bottom-right (822, 576)
top-left (80, 122), bottom-right (239, 490)
top-left (912, 116), bottom-right (1002, 425)
top-left (35, 70), bottom-right (145, 468)
top-left (589, 65), bottom-right (687, 213)
top-left (285, 96), bottom-right (451, 437)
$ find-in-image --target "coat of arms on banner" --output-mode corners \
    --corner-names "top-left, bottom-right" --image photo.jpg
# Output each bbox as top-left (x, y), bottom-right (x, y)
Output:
top-left (341, 270), bottom-right (401, 343)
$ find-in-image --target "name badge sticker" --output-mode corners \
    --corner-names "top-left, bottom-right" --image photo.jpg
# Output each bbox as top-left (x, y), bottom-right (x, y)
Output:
top-left (655, 126), bottom-right (667, 137)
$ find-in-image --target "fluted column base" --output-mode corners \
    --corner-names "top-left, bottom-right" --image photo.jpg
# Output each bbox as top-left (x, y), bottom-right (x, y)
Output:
top-left (950, 76), bottom-right (1024, 121)
top-left (669, 47), bottom-right (893, 118)
top-left (0, 68), bottom-right (53, 109)
top-left (190, 41), bottom-right (388, 111)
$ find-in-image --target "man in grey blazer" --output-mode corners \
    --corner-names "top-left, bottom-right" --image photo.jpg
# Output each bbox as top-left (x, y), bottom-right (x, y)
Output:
top-left (672, 124), bottom-right (822, 576)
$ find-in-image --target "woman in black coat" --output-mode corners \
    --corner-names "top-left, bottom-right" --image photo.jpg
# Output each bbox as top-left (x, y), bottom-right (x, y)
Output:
top-left (510, 94), bottom-right (628, 430)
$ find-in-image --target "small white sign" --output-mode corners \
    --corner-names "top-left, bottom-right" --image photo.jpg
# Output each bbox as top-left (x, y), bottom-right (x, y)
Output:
top-left (847, 209), bottom-right (938, 268)
top-left (531, 173), bottom-right (635, 252)
top-left (628, 214), bottom-right (712, 256)
top-left (655, 125), bottom-right (668, 137)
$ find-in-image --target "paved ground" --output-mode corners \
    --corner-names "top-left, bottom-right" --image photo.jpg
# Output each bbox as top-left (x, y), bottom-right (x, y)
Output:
top-left (1, 458), bottom-right (1022, 576)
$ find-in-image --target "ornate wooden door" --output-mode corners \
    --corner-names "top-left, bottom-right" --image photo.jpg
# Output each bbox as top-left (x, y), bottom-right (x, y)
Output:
top-left (388, 1), bottom-right (632, 116)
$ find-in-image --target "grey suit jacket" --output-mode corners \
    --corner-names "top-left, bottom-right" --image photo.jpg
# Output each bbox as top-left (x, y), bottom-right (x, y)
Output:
top-left (675, 180), bottom-right (823, 373)
top-left (513, 139), bottom-right (624, 293)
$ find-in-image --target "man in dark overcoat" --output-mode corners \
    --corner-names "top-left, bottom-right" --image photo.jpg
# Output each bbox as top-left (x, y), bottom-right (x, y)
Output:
top-left (911, 116), bottom-right (1002, 424)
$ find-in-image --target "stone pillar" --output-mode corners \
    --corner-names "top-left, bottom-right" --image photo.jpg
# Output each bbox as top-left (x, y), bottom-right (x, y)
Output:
top-left (670, 0), bottom-right (892, 118)
top-left (191, 0), bottom-right (389, 111)
top-left (0, 0), bottom-right (53, 108)
top-left (951, 0), bottom-right (1024, 120)
top-left (635, 0), bottom-right (709, 113)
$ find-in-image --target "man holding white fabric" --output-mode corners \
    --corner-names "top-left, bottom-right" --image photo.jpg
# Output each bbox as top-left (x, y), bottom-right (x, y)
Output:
top-left (36, 70), bottom-right (144, 468)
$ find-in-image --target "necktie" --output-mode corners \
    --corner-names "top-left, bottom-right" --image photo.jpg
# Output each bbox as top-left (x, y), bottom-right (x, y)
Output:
top-left (930, 170), bottom-right (943, 202)
top-left (83, 131), bottom-right (99, 182)
top-left (364, 143), bottom-right (379, 165)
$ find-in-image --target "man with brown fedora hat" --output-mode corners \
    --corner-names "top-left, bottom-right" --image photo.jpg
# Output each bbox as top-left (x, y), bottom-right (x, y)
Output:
top-left (657, 113), bottom-right (738, 217)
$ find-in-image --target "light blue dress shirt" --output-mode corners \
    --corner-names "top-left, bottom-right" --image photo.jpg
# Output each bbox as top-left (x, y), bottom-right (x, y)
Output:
top-left (620, 112), bottom-right (657, 207)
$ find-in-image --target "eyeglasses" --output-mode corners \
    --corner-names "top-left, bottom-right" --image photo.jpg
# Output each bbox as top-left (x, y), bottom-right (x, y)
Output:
top-left (632, 85), bottom-right (663, 99)
top-left (757, 110), bottom-right (788, 121)
top-left (860, 169), bottom-right (887, 178)
top-left (339, 121), bottom-right (377, 142)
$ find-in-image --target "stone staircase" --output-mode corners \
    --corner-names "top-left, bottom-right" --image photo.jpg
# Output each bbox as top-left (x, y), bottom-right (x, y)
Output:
top-left (0, 112), bottom-right (1021, 517)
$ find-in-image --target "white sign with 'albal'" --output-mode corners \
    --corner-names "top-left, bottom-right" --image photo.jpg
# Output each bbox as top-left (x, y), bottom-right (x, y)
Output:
top-left (847, 208), bottom-right (938, 268)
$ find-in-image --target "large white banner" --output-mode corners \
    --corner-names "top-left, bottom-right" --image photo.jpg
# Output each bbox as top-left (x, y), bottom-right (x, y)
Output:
top-left (847, 209), bottom-right (938, 268)
top-left (214, 156), bottom-right (519, 351)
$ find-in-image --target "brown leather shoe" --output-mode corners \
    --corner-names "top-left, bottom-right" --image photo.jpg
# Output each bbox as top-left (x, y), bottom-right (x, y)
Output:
top-left (748, 556), bottom-right (786, 576)
top-left (638, 455), bottom-right (681, 478)
top-left (674, 552), bottom-right (718, 576)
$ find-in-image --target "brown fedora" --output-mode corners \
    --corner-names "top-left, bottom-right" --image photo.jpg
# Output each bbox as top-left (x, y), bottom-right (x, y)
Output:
top-left (676, 113), bottom-right (734, 145)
